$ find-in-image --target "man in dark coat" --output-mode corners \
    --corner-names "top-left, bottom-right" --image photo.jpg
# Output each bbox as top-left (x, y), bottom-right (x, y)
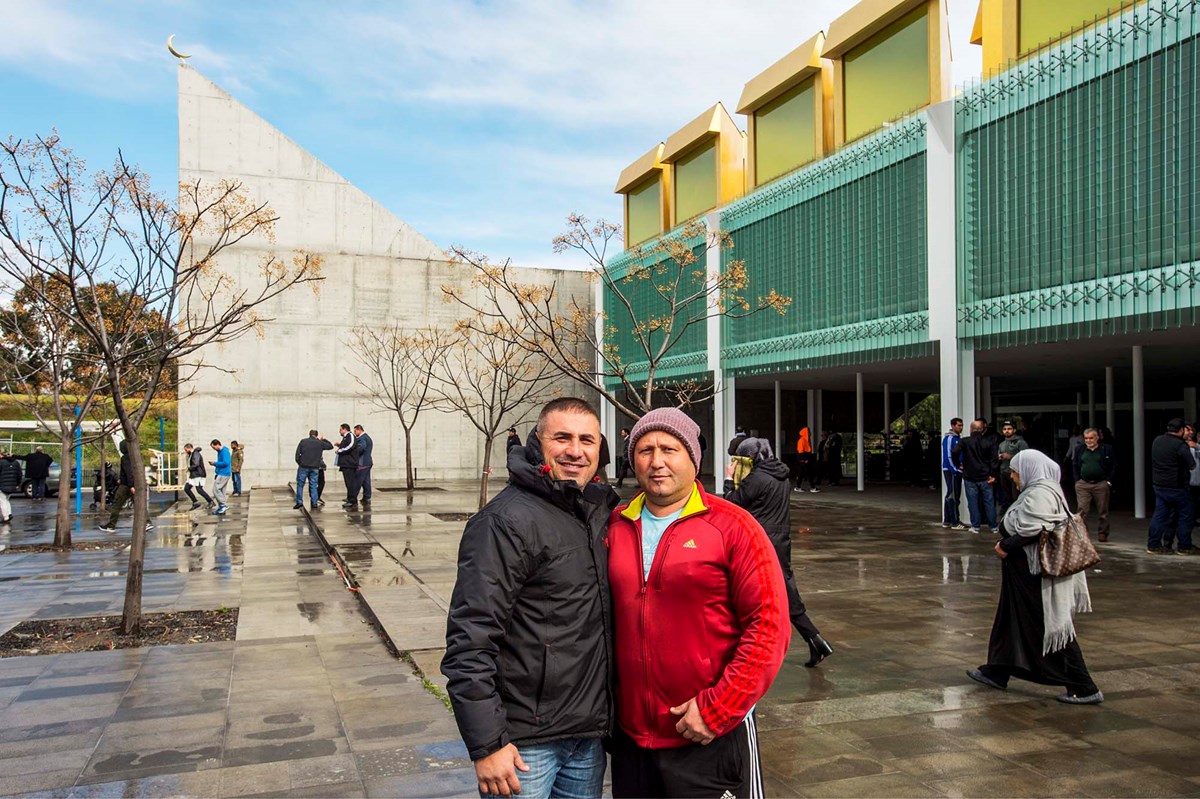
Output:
top-left (0, 452), bottom-right (21, 523)
top-left (16, 447), bottom-right (53, 500)
top-left (954, 419), bottom-right (999, 533)
top-left (352, 424), bottom-right (373, 508)
top-left (1148, 418), bottom-right (1197, 554)
top-left (99, 440), bottom-right (136, 532)
top-left (294, 430), bottom-right (333, 510)
top-left (442, 398), bottom-right (619, 799)
top-left (724, 437), bottom-right (833, 668)
top-left (505, 427), bottom-right (521, 453)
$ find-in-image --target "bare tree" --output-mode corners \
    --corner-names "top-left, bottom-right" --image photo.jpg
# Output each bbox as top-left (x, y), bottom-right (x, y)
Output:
top-left (432, 321), bottom-right (554, 509)
top-left (444, 215), bottom-right (790, 420)
top-left (0, 133), bottom-right (323, 633)
top-left (346, 325), bottom-right (453, 490)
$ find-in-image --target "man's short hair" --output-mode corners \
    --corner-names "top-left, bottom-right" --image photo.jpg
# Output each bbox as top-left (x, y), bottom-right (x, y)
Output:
top-left (536, 397), bottom-right (599, 432)
top-left (309, 429), bottom-right (319, 437)
top-left (184, 443), bottom-right (193, 449)
top-left (35, 446), bottom-right (43, 453)
top-left (210, 439), bottom-right (221, 446)
top-left (340, 423), bottom-right (351, 432)
top-left (1083, 428), bottom-right (1099, 437)
top-left (354, 424), bottom-right (364, 432)
top-left (976, 417), bottom-right (989, 426)
top-left (950, 417), bottom-right (963, 427)
top-left (1166, 417), bottom-right (1185, 432)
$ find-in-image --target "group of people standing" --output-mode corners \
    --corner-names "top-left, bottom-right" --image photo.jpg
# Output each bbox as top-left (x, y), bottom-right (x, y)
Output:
top-left (181, 440), bottom-right (241, 516)
top-left (0, 447), bottom-right (55, 524)
top-left (293, 424), bottom-right (373, 511)
top-left (942, 417), bottom-right (1038, 533)
top-left (782, 426), bottom-right (843, 493)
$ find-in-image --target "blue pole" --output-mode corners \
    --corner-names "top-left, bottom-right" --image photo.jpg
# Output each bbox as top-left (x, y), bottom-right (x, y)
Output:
top-left (159, 417), bottom-right (165, 452)
top-left (74, 406), bottom-right (82, 515)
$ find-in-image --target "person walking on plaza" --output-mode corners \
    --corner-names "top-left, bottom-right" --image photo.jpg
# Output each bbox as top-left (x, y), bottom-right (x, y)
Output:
top-left (209, 439), bottom-right (231, 515)
top-left (597, 433), bottom-right (611, 483)
top-left (967, 449), bottom-right (1102, 705)
top-left (725, 436), bottom-right (834, 668)
top-left (352, 424), bottom-right (373, 509)
top-left (608, 409), bottom-right (789, 798)
top-left (505, 426), bottom-right (521, 453)
top-left (442, 398), bottom-right (619, 799)
top-left (942, 417), bottom-right (967, 530)
top-left (15, 447), bottom-right (54, 501)
top-left (1072, 428), bottom-right (1117, 542)
top-left (98, 440), bottom-right (137, 533)
top-left (996, 420), bottom-right (1029, 513)
top-left (333, 423), bottom-right (359, 508)
top-left (230, 441), bottom-right (244, 496)
top-left (825, 430), bottom-right (844, 486)
top-left (0, 453), bottom-right (21, 523)
top-left (183, 443), bottom-right (214, 510)
top-left (954, 419), bottom-right (999, 534)
top-left (1147, 418), bottom-right (1197, 555)
top-left (794, 426), bottom-right (819, 493)
top-left (615, 427), bottom-right (631, 488)
top-left (294, 430), bottom-right (332, 510)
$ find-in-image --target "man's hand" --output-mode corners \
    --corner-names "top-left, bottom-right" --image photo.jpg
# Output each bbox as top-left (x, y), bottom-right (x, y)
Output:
top-left (474, 743), bottom-right (528, 797)
top-left (994, 541), bottom-right (1006, 558)
top-left (986, 476), bottom-right (996, 484)
top-left (670, 697), bottom-right (716, 745)
top-left (725, 461), bottom-right (736, 478)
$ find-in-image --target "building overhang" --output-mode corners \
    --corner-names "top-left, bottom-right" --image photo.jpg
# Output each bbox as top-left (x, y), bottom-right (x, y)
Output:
top-left (615, 143), bottom-right (666, 194)
top-left (737, 32), bottom-right (827, 115)
top-left (823, 0), bottom-right (931, 58)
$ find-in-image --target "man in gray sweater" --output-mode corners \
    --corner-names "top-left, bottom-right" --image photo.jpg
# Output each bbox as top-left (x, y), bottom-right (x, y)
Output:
top-left (295, 430), bottom-right (333, 510)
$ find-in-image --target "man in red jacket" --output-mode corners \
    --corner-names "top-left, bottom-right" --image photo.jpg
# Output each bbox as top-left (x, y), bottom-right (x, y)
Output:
top-left (607, 408), bottom-right (789, 798)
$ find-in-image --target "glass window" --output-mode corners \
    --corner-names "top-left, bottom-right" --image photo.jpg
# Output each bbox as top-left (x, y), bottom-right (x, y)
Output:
top-left (673, 141), bottom-right (718, 223)
top-left (754, 80), bottom-right (817, 185)
top-left (843, 7), bottom-right (930, 142)
top-left (626, 175), bottom-right (662, 246)
top-left (1019, 0), bottom-right (1115, 55)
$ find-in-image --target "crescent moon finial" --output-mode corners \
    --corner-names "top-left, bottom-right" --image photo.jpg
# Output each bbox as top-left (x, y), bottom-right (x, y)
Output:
top-left (167, 34), bottom-right (192, 60)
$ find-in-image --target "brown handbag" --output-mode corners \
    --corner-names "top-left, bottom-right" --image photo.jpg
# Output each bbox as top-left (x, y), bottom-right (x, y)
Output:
top-left (1038, 493), bottom-right (1101, 577)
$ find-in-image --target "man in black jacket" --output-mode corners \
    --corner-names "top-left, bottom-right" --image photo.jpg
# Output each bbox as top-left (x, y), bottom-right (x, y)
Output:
top-left (16, 447), bottom-right (54, 501)
top-left (443, 397), bottom-right (619, 799)
top-left (1148, 418), bottom-right (1198, 555)
top-left (333, 424), bottom-right (359, 509)
top-left (953, 419), bottom-right (999, 534)
top-left (0, 452), bottom-right (21, 523)
top-left (183, 443), bottom-right (214, 510)
top-left (724, 437), bottom-right (833, 668)
top-left (294, 430), bottom-right (332, 510)
top-left (99, 440), bottom-right (135, 532)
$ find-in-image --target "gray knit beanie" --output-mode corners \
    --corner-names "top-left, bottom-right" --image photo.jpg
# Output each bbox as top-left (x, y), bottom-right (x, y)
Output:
top-left (627, 408), bottom-right (701, 468)
top-left (735, 437), bottom-right (774, 462)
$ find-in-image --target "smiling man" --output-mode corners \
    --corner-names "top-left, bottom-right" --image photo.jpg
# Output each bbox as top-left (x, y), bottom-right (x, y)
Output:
top-left (443, 397), bottom-right (620, 799)
top-left (607, 408), bottom-right (789, 799)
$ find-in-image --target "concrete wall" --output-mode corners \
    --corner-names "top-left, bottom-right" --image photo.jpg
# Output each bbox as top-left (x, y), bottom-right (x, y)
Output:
top-left (176, 66), bottom-right (591, 487)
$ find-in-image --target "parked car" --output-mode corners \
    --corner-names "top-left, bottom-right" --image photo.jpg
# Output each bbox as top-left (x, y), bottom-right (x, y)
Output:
top-left (20, 462), bottom-right (62, 497)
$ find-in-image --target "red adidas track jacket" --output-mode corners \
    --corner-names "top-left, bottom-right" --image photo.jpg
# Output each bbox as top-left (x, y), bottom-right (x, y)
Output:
top-left (607, 482), bottom-right (790, 748)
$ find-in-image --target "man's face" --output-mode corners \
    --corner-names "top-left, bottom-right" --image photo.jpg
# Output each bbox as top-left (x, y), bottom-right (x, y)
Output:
top-left (539, 411), bottom-right (600, 489)
top-left (951, 420), bottom-right (963, 435)
top-left (1002, 424), bottom-right (1016, 439)
top-left (1084, 431), bottom-right (1100, 450)
top-left (340, 427), bottom-right (350, 436)
top-left (634, 431), bottom-right (697, 511)
top-left (211, 443), bottom-right (220, 451)
top-left (185, 446), bottom-right (193, 453)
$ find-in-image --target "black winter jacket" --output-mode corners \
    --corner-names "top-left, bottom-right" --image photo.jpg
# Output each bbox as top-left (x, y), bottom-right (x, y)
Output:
top-left (954, 435), bottom-right (998, 482)
top-left (0, 457), bottom-right (22, 494)
top-left (187, 448), bottom-right (206, 479)
top-left (442, 434), bottom-right (619, 761)
top-left (117, 441), bottom-right (134, 488)
top-left (723, 457), bottom-right (792, 537)
top-left (295, 436), bottom-right (333, 469)
top-left (19, 451), bottom-right (53, 480)
top-left (1151, 434), bottom-right (1196, 488)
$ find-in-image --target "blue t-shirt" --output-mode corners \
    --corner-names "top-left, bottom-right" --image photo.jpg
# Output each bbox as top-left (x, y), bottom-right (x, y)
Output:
top-left (640, 505), bottom-right (682, 582)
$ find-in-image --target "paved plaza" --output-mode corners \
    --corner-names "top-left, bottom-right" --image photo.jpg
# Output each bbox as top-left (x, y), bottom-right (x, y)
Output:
top-left (0, 481), bottom-right (1199, 797)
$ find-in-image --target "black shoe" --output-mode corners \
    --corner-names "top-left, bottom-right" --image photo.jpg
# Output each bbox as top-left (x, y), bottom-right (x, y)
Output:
top-left (293, 503), bottom-right (303, 510)
top-left (1147, 547), bottom-right (1168, 554)
top-left (1056, 690), bottom-right (1104, 704)
top-left (1176, 548), bottom-right (1199, 556)
top-left (804, 635), bottom-right (833, 668)
top-left (966, 668), bottom-right (1006, 691)
top-left (190, 501), bottom-right (201, 510)
top-left (361, 501), bottom-right (371, 509)
top-left (342, 503), bottom-right (358, 509)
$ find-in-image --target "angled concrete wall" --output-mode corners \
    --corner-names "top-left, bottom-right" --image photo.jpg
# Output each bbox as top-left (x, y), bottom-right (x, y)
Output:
top-left (176, 66), bottom-right (591, 487)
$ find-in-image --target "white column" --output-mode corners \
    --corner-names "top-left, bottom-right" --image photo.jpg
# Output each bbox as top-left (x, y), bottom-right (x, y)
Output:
top-left (1105, 366), bottom-right (1115, 430)
top-left (856, 372), bottom-right (865, 492)
top-left (593, 278), bottom-right (617, 453)
top-left (883, 383), bottom-right (891, 480)
top-left (1133, 345), bottom-right (1146, 519)
top-left (773, 381), bottom-right (782, 460)
top-left (1087, 380), bottom-right (1096, 429)
top-left (716, 377), bottom-right (736, 494)
top-left (704, 210), bottom-right (728, 494)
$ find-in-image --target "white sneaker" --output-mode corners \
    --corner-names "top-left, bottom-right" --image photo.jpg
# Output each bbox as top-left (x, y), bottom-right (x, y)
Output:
top-left (810, 488), bottom-right (821, 493)
top-left (969, 527), bottom-right (981, 535)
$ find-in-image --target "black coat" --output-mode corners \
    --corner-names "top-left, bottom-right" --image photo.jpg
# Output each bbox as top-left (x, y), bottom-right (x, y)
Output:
top-left (441, 433), bottom-right (619, 761)
top-left (954, 435), bottom-right (998, 482)
top-left (335, 432), bottom-right (359, 470)
top-left (117, 441), bottom-right (134, 487)
top-left (187, 448), bottom-right (206, 479)
top-left (295, 436), bottom-right (333, 469)
top-left (0, 458), bottom-right (22, 494)
top-left (19, 451), bottom-right (53, 480)
top-left (1151, 434), bottom-right (1196, 488)
top-left (722, 457), bottom-right (791, 537)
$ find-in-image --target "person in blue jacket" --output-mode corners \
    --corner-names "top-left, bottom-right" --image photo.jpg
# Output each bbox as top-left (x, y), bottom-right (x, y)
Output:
top-left (209, 439), bottom-right (231, 515)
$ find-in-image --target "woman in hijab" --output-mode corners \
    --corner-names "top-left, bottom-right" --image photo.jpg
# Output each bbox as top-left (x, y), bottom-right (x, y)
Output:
top-left (725, 438), bottom-right (834, 667)
top-left (967, 449), bottom-right (1102, 703)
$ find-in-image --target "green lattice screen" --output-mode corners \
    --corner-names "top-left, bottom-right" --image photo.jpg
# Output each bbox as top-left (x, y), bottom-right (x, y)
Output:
top-left (602, 241), bottom-right (709, 382)
top-left (957, 0), bottom-right (1200, 344)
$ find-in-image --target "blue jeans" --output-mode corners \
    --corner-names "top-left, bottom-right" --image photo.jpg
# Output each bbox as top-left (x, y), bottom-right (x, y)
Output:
top-left (296, 467), bottom-right (319, 506)
top-left (31, 477), bottom-right (47, 499)
top-left (232, 472), bottom-right (242, 495)
top-left (964, 478), bottom-right (996, 529)
top-left (942, 471), bottom-right (962, 525)
top-left (481, 738), bottom-right (604, 799)
top-left (1149, 486), bottom-right (1194, 551)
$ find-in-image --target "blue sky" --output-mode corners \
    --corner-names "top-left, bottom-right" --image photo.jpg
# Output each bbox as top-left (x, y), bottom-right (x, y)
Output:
top-left (1, 0), bottom-right (982, 269)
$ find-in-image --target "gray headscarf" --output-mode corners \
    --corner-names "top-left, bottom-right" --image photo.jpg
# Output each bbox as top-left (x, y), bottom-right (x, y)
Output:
top-left (1004, 449), bottom-right (1092, 654)
top-left (735, 437), bottom-right (774, 462)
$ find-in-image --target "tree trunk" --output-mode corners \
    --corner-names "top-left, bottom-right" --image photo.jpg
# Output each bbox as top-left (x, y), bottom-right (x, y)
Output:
top-left (53, 430), bottom-right (73, 548)
top-left (404, 426), bottom-right (414, 491)
top-left (478, 436), bottom-right (494, 510)
top-left (120, 438), bottom-right (148, 635)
